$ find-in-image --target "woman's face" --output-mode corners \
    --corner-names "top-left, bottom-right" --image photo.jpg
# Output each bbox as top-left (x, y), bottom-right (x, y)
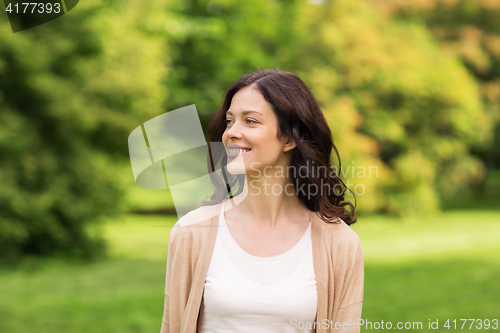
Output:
top-left (222, 85), bottom-right (294, 176)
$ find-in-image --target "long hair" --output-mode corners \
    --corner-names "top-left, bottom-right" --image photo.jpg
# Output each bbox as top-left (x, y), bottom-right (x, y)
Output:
top-left (202, 69), bottom-right (357, 225)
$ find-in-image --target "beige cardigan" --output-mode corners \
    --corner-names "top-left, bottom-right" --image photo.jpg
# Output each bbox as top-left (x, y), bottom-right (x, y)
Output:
top-left (161, 201), bottom-right (364, 333)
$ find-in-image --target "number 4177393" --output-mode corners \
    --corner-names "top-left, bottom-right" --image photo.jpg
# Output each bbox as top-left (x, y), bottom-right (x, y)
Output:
top-left (444, 319), bottom-right (498, 330)
top-left (5, 2), bottom-right (62, 14)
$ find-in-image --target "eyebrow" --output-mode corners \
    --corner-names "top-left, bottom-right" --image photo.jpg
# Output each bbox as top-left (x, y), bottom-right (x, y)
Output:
top-left (225, 110), bottom-right (263, 116)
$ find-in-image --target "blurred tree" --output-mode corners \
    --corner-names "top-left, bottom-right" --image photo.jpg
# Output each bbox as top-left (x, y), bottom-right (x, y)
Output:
top-left (294, 0), bottom-right (493, 215)
top-left (162, 0), bottom-right (301, 127)
top-left (369, 0), bottom-right (500, 194)
top-left (0, 0), bottom-right (169, 263)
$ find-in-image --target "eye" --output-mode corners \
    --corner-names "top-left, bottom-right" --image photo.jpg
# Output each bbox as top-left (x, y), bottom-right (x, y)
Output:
top-left (246, 118), bottom-right (257, 124)
top-left (225, 119), bottom-right (233, 125)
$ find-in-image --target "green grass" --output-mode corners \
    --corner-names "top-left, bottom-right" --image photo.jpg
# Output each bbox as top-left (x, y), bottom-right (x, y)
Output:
top-left (0, 210), bottom-right (499, 333)
top-left (353, 210), bottom-right (500, 264)
top-left (364, 259), bottom-right (500, 326)
top-left (99, 215), bottom-right (176, 261)
top-left (0, 259), bottom-right (167, 333)
top-left (352, 210), bottom-right (500, 331)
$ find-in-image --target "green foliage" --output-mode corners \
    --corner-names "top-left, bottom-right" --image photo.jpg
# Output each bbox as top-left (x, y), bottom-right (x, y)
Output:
top-left (375, 0), bottom-right (500, 184)
top-left (0, 0), bottom-right (169, 263)
top-left (160, 0), bottom-right (494, 216)
top-left (1, 0), bottom-right (497, 265)
top-left (162, 0), bottom-right (301, 124)
top-left (295, 0), bottom-right (493, 216)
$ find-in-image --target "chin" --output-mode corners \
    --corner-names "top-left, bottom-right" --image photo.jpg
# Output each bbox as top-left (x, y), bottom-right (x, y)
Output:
top-left (226, 152), bottom-right (249, 174)
top-left (226, 161), bottom-right (247, 175)
top-left (227, 169), bottom-right (246, 175)
top-left (226, 164), bottom-right (247, 175)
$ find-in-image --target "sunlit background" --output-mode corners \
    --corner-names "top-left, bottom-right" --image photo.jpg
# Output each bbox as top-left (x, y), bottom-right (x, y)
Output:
top-left (0, 0), bottom-right (499, 332)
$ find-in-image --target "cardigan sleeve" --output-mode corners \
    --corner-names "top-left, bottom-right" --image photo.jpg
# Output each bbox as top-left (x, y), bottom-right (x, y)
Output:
top-left (160, 225), bottom-right (177, 333)
top-left (333, 231), bottom-right (364, 332)
top-left (160, 292), bottom-right (170, 333)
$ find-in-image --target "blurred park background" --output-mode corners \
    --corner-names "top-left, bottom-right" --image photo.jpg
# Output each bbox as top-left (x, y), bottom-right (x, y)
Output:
top-left (0, 0), bottom-right (499, 332)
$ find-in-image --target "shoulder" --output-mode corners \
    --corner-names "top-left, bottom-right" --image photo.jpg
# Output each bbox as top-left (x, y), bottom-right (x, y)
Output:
top-left (315, 214), bottom-right (362, 251)
top-left (168, 203), bottom-right (222, 244)
top-left (174, 204), bottom-right (218, 228)
top-left (314, 215), bottom-right (364, 274)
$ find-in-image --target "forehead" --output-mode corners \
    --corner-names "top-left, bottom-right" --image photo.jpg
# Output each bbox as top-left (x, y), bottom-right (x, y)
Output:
top-left (227, 86), bottom-right (274, 117)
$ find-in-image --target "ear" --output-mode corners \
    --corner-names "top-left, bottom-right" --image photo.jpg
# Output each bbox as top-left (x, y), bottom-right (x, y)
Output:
top-left (283, 136), bottom-right (296, 153)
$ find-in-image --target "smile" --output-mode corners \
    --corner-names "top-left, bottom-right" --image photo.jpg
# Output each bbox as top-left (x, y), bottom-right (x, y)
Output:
top-left (227, 148), bottom-right (252, 158)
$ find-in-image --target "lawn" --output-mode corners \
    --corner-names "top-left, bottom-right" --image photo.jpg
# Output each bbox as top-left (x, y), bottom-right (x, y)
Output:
top-left (355, 210), bottom-right (500, 330)
top-left (0, 210), bottom-right (499, 332)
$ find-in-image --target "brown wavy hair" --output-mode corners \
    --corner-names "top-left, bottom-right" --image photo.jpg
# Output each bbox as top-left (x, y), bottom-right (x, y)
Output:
top-left (202, 69), bottom-right (357, 226)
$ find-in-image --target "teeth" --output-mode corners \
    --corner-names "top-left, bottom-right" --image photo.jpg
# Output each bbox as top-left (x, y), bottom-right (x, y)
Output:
top-left (229, 148), bottom-right (251, 153)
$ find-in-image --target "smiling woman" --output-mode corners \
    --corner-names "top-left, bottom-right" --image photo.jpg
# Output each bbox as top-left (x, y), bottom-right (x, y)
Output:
top-left (161, 69), bottom-right (364, 333)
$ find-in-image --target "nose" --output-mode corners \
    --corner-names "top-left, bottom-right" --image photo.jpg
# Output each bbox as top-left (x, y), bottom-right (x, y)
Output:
top-left (225, 120), bottom-right (243, 140)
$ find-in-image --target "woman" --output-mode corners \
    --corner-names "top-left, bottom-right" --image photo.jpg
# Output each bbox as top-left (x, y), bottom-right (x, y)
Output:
top-left (161, 69), bottom-right (364, 333)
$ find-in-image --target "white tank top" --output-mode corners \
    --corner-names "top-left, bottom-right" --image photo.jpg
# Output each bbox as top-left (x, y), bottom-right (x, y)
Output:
top-left (197, 200), bottom-right (317, 333)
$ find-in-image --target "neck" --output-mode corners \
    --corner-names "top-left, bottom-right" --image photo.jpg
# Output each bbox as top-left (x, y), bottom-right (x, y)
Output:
top-left (225, 168), bottom-right (309, 230)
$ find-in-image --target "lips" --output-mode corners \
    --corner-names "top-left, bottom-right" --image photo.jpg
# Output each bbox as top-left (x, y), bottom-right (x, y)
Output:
top-left (227, 143), bottom-right (252, 158)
